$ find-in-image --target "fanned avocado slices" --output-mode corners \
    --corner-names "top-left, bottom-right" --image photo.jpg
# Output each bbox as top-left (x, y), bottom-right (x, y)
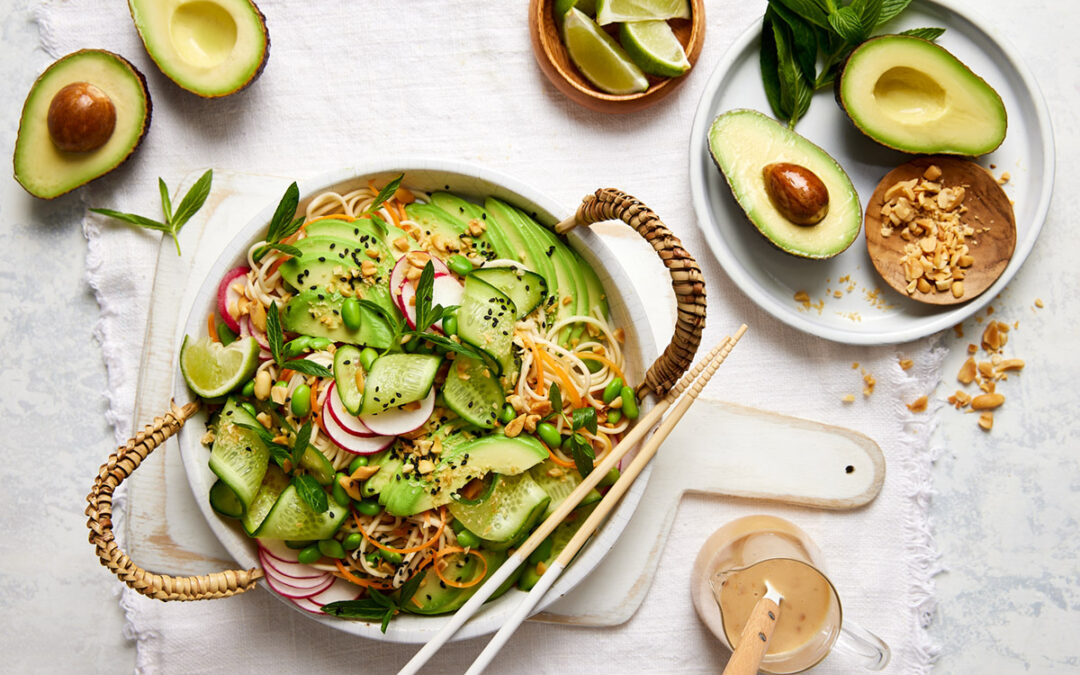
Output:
top-left (14, 50), bottom-right (151, 200)
top-left (128, 0), bottom-right (270, 98)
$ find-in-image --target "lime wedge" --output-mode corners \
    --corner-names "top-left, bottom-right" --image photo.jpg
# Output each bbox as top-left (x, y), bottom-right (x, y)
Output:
top-left (595, 0), bottom-right (690, 24)
top-left (180, 334), bottom-right (260, 398)
top-left (619, 20), bottom-right (690, 77)
top-left (554, 0), bottom-right (596, 21)
top-left (563, 7), bottom-right (648, 95)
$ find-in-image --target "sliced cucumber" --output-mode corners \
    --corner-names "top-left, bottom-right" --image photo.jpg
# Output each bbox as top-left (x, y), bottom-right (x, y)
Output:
top-left (407, 548), bottom-right (510, 615)
top-left (448, 471), bottom-right (550, 543)
top-left (518, 503), bottom-right (597, 591)
top-left (253, 484), bottom-right (349, 540)
top-left (241, 465), bottom-right (290, 535)
top-left (360, 353), bottom-right (442, 415)
top-left (209, 398), bottom-right (270, 510)
top-left (299, 446), bottom-right (335, 486)
top-left (529, 460), bottom-right (602, 517)
top-left (333, 345), bottom-right (364, 415)
top-left (471, 267), bottom-right (548, 319)
top-left (442, 355), bottom-right (504, 429)
top-left (457, 275), bottom-right (517, 377)
top-left (208, 479), bottom-right (243, 518)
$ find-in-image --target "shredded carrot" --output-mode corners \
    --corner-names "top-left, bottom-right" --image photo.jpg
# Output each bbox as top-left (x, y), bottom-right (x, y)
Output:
top-left (545, 442), bottom-right (577, 468)
top-left (315, 407), bottom-right (330, 437)
top-left (207, 314), bottom-right (220, 342)
top-left (334, 559), bottom-right (393, 590)
top-left (539, 351), bottom-right (582, 407)
top-left (394, 187), bottom-right (416, 205)
top-left (280, 369), bottom-right (295, 382)
top-left (305, 213), bottom-right (355, 225)
top-left (522, 336), bottom-right (546, 396)
top-left (385, 201), bottom-right (403, 228)
top-left (433, 547), bottom-right (488, 589)
top-left (354, 507), bottom-right (446, 555)
top-left (397, 201), bottom-right (408, 222)
top-left (577, 352), bottom-right (626, 388)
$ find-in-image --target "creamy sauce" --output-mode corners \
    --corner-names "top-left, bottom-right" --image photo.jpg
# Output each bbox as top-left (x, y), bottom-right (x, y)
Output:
top-left (717, 558), bottom-right (832, 655)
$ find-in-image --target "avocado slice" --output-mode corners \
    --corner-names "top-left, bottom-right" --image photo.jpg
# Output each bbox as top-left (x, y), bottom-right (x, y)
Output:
top-left (407, 548), bottom-right (512, 615)
top-left (429, 193), bottom-right (515, 262)
top-left (14, 50), bottom-right (151, 200)
top-left (838, 36), bottom-right (1006, 156)
top-left (281, 290), bottom-right (393, 349)
top-left (707, 109), bottom-right (861, 260)
top-left (128, 0), bottom-right (269, 98)
top-left (279, 235), bottom-right (398, 317)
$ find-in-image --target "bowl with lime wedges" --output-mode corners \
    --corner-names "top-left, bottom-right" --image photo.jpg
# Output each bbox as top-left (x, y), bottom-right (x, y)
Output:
top-left (530, 0), bottom-right (705, 112)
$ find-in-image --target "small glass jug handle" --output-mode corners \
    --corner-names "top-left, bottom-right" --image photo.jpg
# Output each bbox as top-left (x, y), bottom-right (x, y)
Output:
top-left (832, 620), bottom-right (890, 670)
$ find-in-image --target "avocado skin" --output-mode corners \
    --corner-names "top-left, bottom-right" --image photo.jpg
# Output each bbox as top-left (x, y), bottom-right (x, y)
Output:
top-left (127, 0), bottom-right (270, 98)
top-left (13, 50), bottom-right (152, 200)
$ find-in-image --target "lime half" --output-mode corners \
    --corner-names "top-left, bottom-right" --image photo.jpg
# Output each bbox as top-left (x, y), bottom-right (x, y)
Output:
top-left (620, 20), bottom-right (690, 77)
top-left (563, 7), bottom-right (648, 95)
top-left (180, 334), bottom-right (260, 398)
top-left (595, 0), bottom-right (690, 24)
top-left (554, 0), bottom-right (597, 21)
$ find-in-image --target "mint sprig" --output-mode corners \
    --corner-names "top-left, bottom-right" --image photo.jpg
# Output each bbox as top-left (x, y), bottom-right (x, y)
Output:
top-left (254, 182), bottom-right (306, 262)
top-left (91, 169), bottom-right (213, 256)
top-left (321, 569), bottom-right (428, 632)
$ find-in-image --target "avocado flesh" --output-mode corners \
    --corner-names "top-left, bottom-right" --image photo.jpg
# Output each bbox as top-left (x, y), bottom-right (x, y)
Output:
top-left (839, 36), bottom-right (1006, 156)
top-left (14, 50), bottom-right (150, 199)
top-left (128, 0), bottom-right (269, 97)
top-left (708, 109), bottom-right (862, 260)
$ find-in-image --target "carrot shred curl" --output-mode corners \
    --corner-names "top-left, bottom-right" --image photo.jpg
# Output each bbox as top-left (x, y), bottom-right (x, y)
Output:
top-left (354, 507), bottom-right (446, 555)
top-left (545, 442), bottom-right (577, 469)
top-left (334, 559), bottom-right (394, 590)
top-left (577, 352), bottom-right (627, 389)
top-left (207, 314), bottom-right (220, 342)
top-left (538, 351), bottom-right (582, 407)
top-left (433, 547), bottom-right (488, 589)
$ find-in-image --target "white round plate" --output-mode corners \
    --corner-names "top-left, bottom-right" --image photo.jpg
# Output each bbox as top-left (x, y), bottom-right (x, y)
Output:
top-left (689, 0), bottom-right (1053, 344)
top-left (173, 159), bottom-right (658, 642)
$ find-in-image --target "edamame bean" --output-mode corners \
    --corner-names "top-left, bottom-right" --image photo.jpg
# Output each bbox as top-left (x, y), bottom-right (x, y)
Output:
top-left (297, 544), bottom-right (322, 565)
top-left (442, 313), bottom-right (458, 336)
top-left (584, 358), bottom-right (603, 374)
top-left (285, 540), bottom-right (313, 550)
top-left (607, 409), bottom-right (622, 425)
top-left (283, 335), bottom-right (312, 358)
top-left (291, 384), bottom-right (312, 417)
top-left (379, 549), bottom-right (403, 564)
top-left (620, 386), bottom-right (639, 419)
top-left (342, 533), bottom-right (363, 551)
top-left (348, 456), bottom-right (369, 474)
top-left (355, 499), bottom-right (381, 517)
top-left (536, 422), bottom-right (561, 449)
top-left (598, 467), bottom-right (620, 488)
top-left (602, 377), bottom-right (624, 404)
top-left (447, 254), bottom-right (473, 278)
top-left (456, 529), bottom-right (481, 549)
top-left (308, 337), bottom-right (332, 351)
top-left (499, 404), bottom-right (516, 425)
top-left (359, 348), bottom-right (378, 371)
top-left (240, 402), bottom-right (258, 418)
top-left (332, 472), bottom-right (349, 506)
top-left (318, 539), bottom-right (346, 560)
top-left (241, 379), bottom-right (256, 398)
top-left (450, 519), bottom-right (466, 534)
top-left (528, 536), bottom-right (554, 565)
top-left (341, 297), bottom-right (362, 331)
top-left (218, 321), bottom-right (238, 346)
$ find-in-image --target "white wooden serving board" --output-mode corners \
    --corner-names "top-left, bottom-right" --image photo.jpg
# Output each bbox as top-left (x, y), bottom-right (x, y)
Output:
top-left (125, 170), bottom-right (884, 626)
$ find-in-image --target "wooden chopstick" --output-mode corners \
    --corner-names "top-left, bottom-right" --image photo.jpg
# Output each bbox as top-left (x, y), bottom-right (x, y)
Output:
top-left (463, 325), bottom-right (747, 674)
top-left (399, 327), bottom-right (747, 675)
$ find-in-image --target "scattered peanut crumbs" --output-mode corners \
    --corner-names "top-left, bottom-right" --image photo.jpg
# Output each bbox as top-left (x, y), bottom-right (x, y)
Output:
top-left (842, 394), bottom-right (856, 403)
top-left (862, 370), bottom-right (876, 397)
top-left (1034, 298), bottom-right (1044, 309)
top-left (907, 395), bottom-right (929, 413)
top-left (948, 318), bottom-right (1024, 431)
top-left (851, 362), bottom-right (860, 370)
top-left (954, 324), bottom-right (964, 338)
top-left (997, 171), bottom-right (1011, 185)
top-left (899, 358), bottom-right (914, 371)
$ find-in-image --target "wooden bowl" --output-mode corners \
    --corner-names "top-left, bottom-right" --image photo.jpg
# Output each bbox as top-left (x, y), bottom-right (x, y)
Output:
top-left (864, 156), bottom-right (1016, 306)
top-left (528, 0), bottom-right (705, 113)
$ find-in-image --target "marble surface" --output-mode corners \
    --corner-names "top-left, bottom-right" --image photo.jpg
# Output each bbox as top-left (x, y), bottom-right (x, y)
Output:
top-left (0, 0), bottom-right (1077, 672)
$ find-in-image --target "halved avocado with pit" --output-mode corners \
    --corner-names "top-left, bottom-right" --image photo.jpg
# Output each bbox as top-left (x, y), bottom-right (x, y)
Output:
top-left (837, 35), bottom-right (1007, 156)
top-left (708, 109), bottom-right (862, 260)
top-left (128, 0), bottom-right (269, 98)
top-left (14, 50), bottom-right (151, 200)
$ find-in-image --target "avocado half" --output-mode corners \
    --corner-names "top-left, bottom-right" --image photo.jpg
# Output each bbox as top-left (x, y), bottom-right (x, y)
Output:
top-left (14, 50), bottom-right (151, 200)
top-left (707, 109), bottom-right (862, 260)
top-left (128, 0), bottom-right (269, 98)
top-left (838, 35), bottom-right (1007, 156)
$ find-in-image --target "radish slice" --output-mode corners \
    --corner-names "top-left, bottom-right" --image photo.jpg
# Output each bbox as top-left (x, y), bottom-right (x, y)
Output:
top-left (323, 407), bottom-right (395, 454)
top-left (389, 255), bottom-right (410, 298)
top-left (326, 383), bottom-right (378, 437)
top-left (239, 316), bottom-right (270, 351)
top-left (261, 555), bottom-right (334, 596)
top-left (258, 541), bottom-right (326, 579)
top-left (292, 577), bottom-right (363, 614)
top-left (216, 267), bottom-right (249, 334)
top-left (359, 389), bottom-right (435, 437)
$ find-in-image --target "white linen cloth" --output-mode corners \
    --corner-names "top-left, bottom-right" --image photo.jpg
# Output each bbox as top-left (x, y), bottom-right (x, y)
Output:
top-left (39, 0), bottom-right (943, 672)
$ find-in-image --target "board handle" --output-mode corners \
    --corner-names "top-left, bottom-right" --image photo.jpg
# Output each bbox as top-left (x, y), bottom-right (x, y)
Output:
top-left (86, 400), bottom-right (263, 601)
top-left (557, 188), bottom-right (706, 397)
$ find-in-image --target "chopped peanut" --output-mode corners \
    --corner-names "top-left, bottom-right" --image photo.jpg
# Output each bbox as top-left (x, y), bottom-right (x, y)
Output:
top-left (971, 393), bottom-right (1005, 411)
top-left (978, 412), bottom-right (994, 431)
top-left (957, 357), bottom-right (977, 384)
top-left (907, 395), bottom-right (929, 412)
top-left (899, 358), bottom-right (914, 371)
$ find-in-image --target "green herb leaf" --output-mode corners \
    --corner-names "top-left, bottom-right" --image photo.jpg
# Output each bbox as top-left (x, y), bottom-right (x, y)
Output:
top-left (572, 406), bottom-right (598, 435)
top-left (282, 359), bottom-right (333, 378)
top-left (411, 333), bottom-right (490, 366)
top-left (827, 6), bottom-right (864, 42)
top-left (89, 209), bottom-right (170, 231)
top-left (266, 301), bottom-right (284, 366)
top-left (292, 474), bottom-right (328, 513)
top-left (857, 0), bottom-right (884, 34)
top-left (772, 20), bottom-right (799, 120)
top-left (398, 568), bottom-right (427, 610)
top-left (759, 15), bottom-right (787, 121)
top-left (876, 0), bottom-right (913, 26)
top-left (369, 213), bottom-right (390, 237)
top-left (368, 588), bottom-right (396, 610)
top-left (381, 608), bottom-right (394, 633)
top-left (278, 215), bottom-right (306, 241)
top-left (267, 182), bottom-right (300, 244)
top-left (234, 420), bottom-right (292, 468)
top-left (768, 2), bottom-right (818, 83)
top-left (549, 383), bottom-right (563, 416)
top-left (569, 434), bottom-right (595, 478)
top-left (899, 26), bottom-right (945, 40)
top-left (366, 174), bottom-right (405, 215)
top-left (171, 169), bottom-right (213, 230)
top-left (321, 598), bottom-right (389, 620)
top-left (291, 421), bottom-right (312, 468)
top-left (772, 0), bottom-right (830, 29)
top-left (413, 262), bottom-right (439, 333)
top-left (265, 242), bottom-right (303, 258)
top-left (159, 178), bottom-right (173, 223)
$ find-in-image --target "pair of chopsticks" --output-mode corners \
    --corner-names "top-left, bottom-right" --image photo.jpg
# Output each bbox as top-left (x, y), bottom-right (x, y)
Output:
top-left (400, 325), bottom-right (748, 675)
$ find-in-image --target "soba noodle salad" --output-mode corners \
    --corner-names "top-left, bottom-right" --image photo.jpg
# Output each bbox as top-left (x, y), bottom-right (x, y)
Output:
top-left (179, 175), bottom-right (638, 624)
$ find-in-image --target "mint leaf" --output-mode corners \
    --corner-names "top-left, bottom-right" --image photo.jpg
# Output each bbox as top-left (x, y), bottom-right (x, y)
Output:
top-left (292, 474), bottom-right (328, 513)
top-left (159, 178), bottom-right (172, 223)
top-left (234, 420), bottom-right (291, 468)
top-left (283, 359), bottom-right (333, 378)
top-left (413, 262), bottom-right (438, 333)
top-left (857, 0), bottom-right (884, 34)
top-left (570, 434), bottom-right (595, 479)
top-left (267, 182), bottom-right (300, 243)
top-left (900, 26), bottom-right (945, 40)
top-left (266, 242), bottom-right (303, 258)
top-left (292, 421), bottom-right (312, 468)
top-left (572, 407), bottom-right (598, 435)
top-left (827, 6), bottom-right (864, 42)
top-left (549, 383), bottom-right (562, 417)
top-left (876, 0), bottom-right (913, 25)
top-left (772, 0), bottom-right (829, 29)
top-left (367, 174), bottom-right (404, 215)
top-left (321, 598), bottom-right (388, 620)
top-left (398, 569), bottom-right (427, 609)
top-left (759, 15), bottom-right (786, 121)
top-left (89, 209), bottom-right (169, 231)
top-left (266, 301), bottom-right (284, 366)
top-left (768, 2), bottom-right (818, 84)
top-left (171, 169), bottom-right (213, 229)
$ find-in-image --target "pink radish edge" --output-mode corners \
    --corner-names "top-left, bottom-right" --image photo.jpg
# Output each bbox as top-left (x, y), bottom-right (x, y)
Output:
top-left (216, 266), bottom-right (249, 334)
top-left (326, 382), bottom-right (378, 438)
top-left (359, 389), bottom-right (436, 437)
top-left (322, 405), bottom-right (395, 455)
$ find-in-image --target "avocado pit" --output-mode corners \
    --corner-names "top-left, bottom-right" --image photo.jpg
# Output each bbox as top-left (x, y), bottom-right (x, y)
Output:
top-left (762, 162), bottom-right (830, 226)
top-left (47, 81), bottom-right (116, 153)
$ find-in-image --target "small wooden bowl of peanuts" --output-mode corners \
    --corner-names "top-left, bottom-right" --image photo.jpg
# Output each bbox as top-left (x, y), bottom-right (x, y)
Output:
top-left (864, 156), bottom-right (1016, 306)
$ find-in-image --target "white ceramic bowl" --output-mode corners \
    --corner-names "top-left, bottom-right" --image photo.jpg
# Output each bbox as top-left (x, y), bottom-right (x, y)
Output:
top-left (173, 159), bottom-right (659, 642)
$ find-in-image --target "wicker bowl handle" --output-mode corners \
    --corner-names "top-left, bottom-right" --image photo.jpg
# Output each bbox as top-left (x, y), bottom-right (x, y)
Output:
top-left (557, 188), bottom-right (706, 397)
top-left (86, 400), bottom-right (263, 601)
